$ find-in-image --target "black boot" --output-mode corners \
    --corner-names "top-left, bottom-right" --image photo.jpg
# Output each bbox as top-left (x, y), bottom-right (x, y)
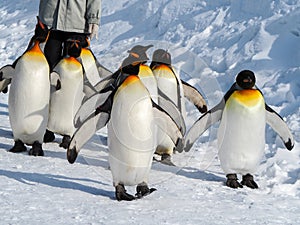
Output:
top-left (28, 141), bottom-right (44, 156)
top-left (9, 140), bottom-right (27, 153)
top-left (226, 174), bottom-right (243, 188)
top-left (135, 182), bottom-right (156, 199)
top-left (241, 174), bottom-right (258, 189)
top-left (115, 184), bottom-right (135, 201)
top-left (43, 129), bottom-right (55, 143)
top-left (59, 135), bottom-right (71, 149)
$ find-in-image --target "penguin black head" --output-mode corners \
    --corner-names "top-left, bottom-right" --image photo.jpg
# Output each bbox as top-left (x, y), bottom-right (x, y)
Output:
top-left (65, 39), bottom-right (82, 58)
top-left (32, 16), bottom-right (49, 43)
top-left (120, 45), bottom-right (153, 75)
top-left (127, 44), bottom-right (153, 62)
top-left (236, 70), bottom-right (256, 89)
top-left (120, 55), bottom-right (141, 75)
top-left (151, 49), bottom-right (172, 65)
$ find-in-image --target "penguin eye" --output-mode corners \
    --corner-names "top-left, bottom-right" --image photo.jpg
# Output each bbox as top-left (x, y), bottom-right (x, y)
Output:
top-left (130, 52), bottom-right (140, 59)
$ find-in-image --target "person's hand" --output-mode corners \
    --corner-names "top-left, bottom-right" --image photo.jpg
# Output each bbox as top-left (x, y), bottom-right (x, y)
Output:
top-left (88, 24), bottom-right (99, 40)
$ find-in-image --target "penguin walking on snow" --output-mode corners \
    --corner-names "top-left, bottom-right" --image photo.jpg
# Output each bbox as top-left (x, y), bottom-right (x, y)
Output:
top-left (46, 39), bottom-right (85, 148)
top-left (150, 49), bottom-right (207, 165)
top-left (181, 70), bottom-right (294, 188)
top-left (0, 18), bottom-right (50, 156)
top-left (68, 46), bottom-right (184, 201)
top-left (108, 49), bottom-right (183, 201)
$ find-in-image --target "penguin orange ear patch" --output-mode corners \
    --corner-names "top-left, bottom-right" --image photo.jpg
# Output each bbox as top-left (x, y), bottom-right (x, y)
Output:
top-left (130, 52), bottom-right (140, 59)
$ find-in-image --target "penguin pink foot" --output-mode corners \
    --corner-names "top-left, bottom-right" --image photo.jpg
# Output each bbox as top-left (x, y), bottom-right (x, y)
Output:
top-left (241, 174), bottom-right (258, 189)
top-left (28, 141), bottom-right (44, 156)
top-left (9, 140), bottom-right (27, 153)
top-left (226, 174), bottom-right (243, 188)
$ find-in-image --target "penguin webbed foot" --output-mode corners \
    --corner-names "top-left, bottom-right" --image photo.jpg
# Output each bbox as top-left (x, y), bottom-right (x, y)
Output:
top-left (8, 140), bottom-right (27, 153)
top-left (135, 182), bottom-right (156, 199)
top-left (43, 129), bottom-right (55, 143)
top-left (59, 135), bottom-right (71, 149)
top-left (115, 184), bottom-right (136, 201)
top-left (2, 86), bottom-right (8, 93)
top-left (160, 153), bottom-right (176, 166)
top-left (28, 141), bottom-right (44, 156)
top-left (241, 174), bottom-right (258, 189)
top-left (226, 174), bottom-right (243, 189)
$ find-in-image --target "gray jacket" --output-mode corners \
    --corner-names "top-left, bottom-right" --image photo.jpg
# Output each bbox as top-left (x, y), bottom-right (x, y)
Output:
top-left (39, 0), bottom-right (101, 33)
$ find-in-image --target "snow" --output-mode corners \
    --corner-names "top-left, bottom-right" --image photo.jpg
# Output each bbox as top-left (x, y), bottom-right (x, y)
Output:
top-left (0, 0), bottom-right (300, 224)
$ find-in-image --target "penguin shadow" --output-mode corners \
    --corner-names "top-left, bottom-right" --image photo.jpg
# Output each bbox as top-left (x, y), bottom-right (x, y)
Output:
top-left (176, 166), bottom-right (225, 183)
top-left (0, 169), bottom-right (115, 199)
top-left (285, 168), bottom-right (300, 185)
top-left (0, 127), bottom-right (13, 139)
top-left (0, 102), bottom-right (8, 108)
top-left (0, 143), bottom-right (14, 152)
top-left (0, 110), bottom-right (9, 117)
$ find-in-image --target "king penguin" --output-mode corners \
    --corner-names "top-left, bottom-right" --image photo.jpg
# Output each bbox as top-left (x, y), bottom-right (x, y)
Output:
top-left (150, 49), bottom-right (207, 165)
top-left (0, 18), bottom-right (50, 156)
top-left (46, 39), bottom-right (85, 149)
top-left (181, 70), bottom-right (294, 188)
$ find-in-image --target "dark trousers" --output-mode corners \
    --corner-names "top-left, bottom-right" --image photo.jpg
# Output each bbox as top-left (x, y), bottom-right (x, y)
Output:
top-left (44, 30), bottom-right (88, 70)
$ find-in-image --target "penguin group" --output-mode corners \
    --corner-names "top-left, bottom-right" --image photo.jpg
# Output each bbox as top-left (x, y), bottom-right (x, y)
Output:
top-left (0, 17), bottom-right (110, 155)
top-left (0, 19), bottom-right (295, 201)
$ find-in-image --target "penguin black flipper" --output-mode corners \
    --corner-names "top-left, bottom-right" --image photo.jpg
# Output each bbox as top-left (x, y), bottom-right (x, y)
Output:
top-left (155, 96), bottom-right (186, 134)
top-left (152, 100), bottom-right (184, 146)
top-left (67, 111), bottom-right (110, 163)
top-left (181, 100), bottom-right (225, 153)
top-left (181, 79), bottom-right (207, 113)
top-left (265, 104), bottom-right (294, 150)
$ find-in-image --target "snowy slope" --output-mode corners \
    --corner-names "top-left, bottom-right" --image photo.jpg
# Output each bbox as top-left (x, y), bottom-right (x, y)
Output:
top-left (0, 0), bottom-right (299, 224)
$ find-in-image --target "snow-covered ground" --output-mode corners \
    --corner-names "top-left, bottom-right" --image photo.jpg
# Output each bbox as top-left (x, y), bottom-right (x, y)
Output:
top-left (0, 0), bottom-right (299, 224)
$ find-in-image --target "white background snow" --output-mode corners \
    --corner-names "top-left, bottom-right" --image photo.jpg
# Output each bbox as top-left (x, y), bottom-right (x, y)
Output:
top-left (0, 0), bottom-right (300, 224)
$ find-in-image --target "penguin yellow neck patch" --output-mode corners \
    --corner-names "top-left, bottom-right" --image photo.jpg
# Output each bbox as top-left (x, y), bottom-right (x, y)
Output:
top-left (153, 64), bottom-right (174, 78)
top-left (230, 89), bottom-right (264, 107)
top-left (138, 64), bottom-right (152, 77)
top-left (122, 75), bottom-right (139, 86)
top-left (28, 42), bottom-right (42, 55)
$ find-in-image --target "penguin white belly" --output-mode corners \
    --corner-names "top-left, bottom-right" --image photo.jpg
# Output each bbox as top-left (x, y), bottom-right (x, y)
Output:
top-left (218, 91), bottom-right (266, 175)
top-left (154, 68), bottom-right (181, 154)
top-left (9, 53), bottom-right (50, 144)
top-left (108, 76), bottom-right (156, 186)
top-left (48, 59), bottom-right (84, 136)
